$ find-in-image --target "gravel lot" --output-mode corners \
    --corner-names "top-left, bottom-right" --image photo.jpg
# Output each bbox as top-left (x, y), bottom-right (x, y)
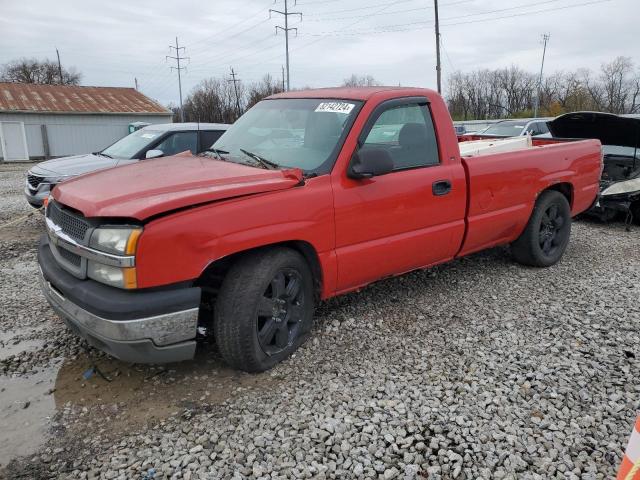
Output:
top-left (0, 162), bottom-right (638, 479)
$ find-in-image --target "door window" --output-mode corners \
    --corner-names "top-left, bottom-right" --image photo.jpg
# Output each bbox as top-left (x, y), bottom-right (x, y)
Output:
top-left (154, 131), bottom-right (198, 156)
top-left (199, 130), bottom-right (225, 152)
top-left (361, 104), bottom-right (439, 170)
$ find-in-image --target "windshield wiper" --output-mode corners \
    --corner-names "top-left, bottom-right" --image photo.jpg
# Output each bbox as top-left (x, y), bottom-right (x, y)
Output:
top-left (201, 147), bottom-right (229, 161)
top-left (95, 151), bottom-right (113, 158)
top-left (239, 148), bottom-right (279, 170)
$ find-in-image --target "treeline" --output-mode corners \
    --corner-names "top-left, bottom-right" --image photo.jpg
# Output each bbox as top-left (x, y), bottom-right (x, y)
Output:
top-left (170, 74), bottom-right (284, 124)
top-left (446, 56), bottom-right (640, 120)
top-left (172, 73), bottom-right (381, 123)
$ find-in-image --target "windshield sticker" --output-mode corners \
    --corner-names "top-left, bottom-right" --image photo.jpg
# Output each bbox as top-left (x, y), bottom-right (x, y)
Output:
top-left (315, 102), bottom-right (355, 115)
top-left (141, 133), bottom-right (157, 139)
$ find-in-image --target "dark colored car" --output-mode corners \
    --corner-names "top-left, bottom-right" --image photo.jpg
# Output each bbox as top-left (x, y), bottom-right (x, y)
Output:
top-left (548, 112), bottom-right (640, 223)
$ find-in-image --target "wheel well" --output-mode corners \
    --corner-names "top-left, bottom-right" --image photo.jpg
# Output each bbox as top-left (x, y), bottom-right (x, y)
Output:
top-left (196, 241), bottom-right (323, 302)
top-left (544, 182), bottom-right (573, 208)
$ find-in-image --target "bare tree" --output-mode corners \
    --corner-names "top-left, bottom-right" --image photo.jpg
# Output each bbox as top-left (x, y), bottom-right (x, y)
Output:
top-left (182, 78), bottom-right (238, 124)
top-left (599, 56), bottom-right (635, 114)
top-left (446, 58), bottom-right (640, 119)
top-left (246, 74), bottom-right (284, 109)
top-left (342, 74), bottom-right (381, 87)
top-left (0, 57), bottom-right (81, 85)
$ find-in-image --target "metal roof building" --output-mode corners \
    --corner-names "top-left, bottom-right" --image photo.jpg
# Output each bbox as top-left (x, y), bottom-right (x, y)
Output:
top-left (0, 83), bottom-right (172, 161)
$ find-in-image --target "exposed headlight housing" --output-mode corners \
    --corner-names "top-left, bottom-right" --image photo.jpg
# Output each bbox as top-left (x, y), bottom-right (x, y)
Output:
top-left (89, 227), bottom-right (142, 255)
top-left (88, 227), bottom-right (142, 289)
top-left (601, 177), bottom-right (640, 197)
top-left (87, 262), bottom-right (137, 289)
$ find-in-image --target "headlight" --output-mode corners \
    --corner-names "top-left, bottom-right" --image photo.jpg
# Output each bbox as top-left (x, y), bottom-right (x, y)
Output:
top-left (89, 227), bottom-right (142, 255)
top-left (87, 262), bottom-right (137, 289)
top-left (601, 177), bottom-right (640, 196)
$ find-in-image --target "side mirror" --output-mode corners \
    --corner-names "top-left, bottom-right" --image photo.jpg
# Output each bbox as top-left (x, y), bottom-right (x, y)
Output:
top-left (348, 148), bottom-right (394, 179)
top-left (145, 149), bottom-right (164, 159)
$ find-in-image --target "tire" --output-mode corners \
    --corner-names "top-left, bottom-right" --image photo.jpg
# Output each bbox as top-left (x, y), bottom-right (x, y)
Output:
top-left (511, 190), bottom-right (572, 267)
top-left (213, 247), bottom-right (315, 372)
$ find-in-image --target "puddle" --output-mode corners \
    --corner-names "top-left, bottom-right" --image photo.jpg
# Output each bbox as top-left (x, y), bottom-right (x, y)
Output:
top-left (0, 346), bottom-right (279, 468)
top-left (0, 363), bottom-right (59, 467)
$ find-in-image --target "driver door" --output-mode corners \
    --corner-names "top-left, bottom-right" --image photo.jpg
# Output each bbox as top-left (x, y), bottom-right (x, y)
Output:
top-left (332, 98), bottom-right (467, 292)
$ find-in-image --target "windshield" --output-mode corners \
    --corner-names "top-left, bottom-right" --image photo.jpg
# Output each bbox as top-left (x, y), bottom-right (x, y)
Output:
top-left (101, 129), bottom-right (163, 159)
top-left (482, 121), bottom-right (526, 136)
top-left (212, 98), bottom-right (362, 174)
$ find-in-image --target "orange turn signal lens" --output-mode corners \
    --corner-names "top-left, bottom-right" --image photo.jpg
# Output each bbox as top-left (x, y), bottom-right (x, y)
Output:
top-left (125, 229), bottom-right (143, 255)
top-left (122, 267), bottom-right (137, 289)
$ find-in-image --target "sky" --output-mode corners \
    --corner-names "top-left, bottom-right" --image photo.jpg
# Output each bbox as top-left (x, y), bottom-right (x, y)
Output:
top-left (1, 0), bottom-right (638, 106)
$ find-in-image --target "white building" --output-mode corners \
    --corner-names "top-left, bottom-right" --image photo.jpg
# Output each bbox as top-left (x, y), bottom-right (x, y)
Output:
top-left (0, 82), bottom-right (172, 161)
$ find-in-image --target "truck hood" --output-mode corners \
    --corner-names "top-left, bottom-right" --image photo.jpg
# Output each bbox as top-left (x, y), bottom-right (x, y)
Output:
top-left (30, 153), bottom-right (132, 178)
top-left (52, 154), bottom-right (304, 220)
top-left (547, 111), bottom-right (640, 148)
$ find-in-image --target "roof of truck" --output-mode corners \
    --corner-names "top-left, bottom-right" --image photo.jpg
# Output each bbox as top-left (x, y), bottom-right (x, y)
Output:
top-left (268, 86), bottom-right (436, 101)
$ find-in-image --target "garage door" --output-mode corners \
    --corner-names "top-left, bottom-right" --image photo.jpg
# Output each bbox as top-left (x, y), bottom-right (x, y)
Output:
top-left (0, 122), bottom-right (29, 161)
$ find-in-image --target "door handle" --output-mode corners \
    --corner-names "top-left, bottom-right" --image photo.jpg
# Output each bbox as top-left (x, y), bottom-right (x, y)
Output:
top-left (432, 180), bottom-right (452, 196)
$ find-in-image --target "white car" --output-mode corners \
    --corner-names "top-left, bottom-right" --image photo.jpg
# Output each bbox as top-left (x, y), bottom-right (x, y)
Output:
top-left (480, 119), bottom-right (551, 137)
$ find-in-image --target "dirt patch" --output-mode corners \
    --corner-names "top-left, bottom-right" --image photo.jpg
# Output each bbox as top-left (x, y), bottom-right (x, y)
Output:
top-left (51, 346), bottom-right (282, 438)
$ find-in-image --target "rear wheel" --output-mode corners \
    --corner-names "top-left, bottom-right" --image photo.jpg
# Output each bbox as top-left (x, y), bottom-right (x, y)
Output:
top-left (511, 190), bottom-right (572, 267)
top-left (213, 248), bottom-right (314, 372)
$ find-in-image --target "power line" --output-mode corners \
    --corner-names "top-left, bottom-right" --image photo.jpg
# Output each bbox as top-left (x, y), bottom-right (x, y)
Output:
top-left (55, 48), bottom-right (63, 84)
top-left (441, 0), bottom-right (611, 26)
top-left (270, 0), bottom-right (303, 91)
top-left (296, 0), bottom-right (611, 36)
top-left (228, 67), bottom-right (242, 116)
top-left (304, 0), bottom-right (475, 19)
top-left (534, 34), bottom-right (550, 117)
top-left (166, 37), bottom-right (189, 122)
top-left (304, 0), bottom-right (416, 16)
top-left (186, 1), bottom-right (273, 50)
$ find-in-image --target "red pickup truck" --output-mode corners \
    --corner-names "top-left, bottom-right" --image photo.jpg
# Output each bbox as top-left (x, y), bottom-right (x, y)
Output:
top-left (38, 87), bottom-right (602, 371)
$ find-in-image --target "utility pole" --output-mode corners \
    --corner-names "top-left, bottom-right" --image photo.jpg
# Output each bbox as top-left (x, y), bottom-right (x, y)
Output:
top-left (434, 0), bottom-right (442, 94)
top-left (228, 67), bottom-right (242, 118)
top-left (56, 48), bottom-right (63, 84)
top-left (167, 37), bottom-right (189, 122)
top-left (533, 34), bottom-right (550, 118)
top-left (281, 65), bottom-right (286, 92)
top-left (270, 0), bottom-right (302, 91)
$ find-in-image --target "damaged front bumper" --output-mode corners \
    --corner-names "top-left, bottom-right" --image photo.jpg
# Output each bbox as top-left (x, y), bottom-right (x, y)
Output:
top-left (38, 235), bottom-right (201, 363)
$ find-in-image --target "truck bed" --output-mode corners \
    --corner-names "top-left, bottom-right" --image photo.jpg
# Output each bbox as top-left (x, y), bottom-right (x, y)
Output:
top-left (457, 137), bottom-right (602, 256)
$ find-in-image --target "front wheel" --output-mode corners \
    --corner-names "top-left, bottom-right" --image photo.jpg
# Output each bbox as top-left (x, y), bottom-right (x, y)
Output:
top-left (213, 248), bottom-right (315, 372)
top-left (511, 190), bottom-right (572, 267)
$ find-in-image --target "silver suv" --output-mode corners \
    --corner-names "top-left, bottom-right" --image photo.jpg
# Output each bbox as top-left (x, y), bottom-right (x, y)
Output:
top-left (25, 122), bottom-right (229, 208)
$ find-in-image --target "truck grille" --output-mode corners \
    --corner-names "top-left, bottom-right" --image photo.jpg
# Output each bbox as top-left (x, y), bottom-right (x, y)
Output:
top-left (27, 174), bottom-right (43, 190)
top-left (57, 245), bottom-right (82, 267)
top-left (47, 201), bottom-right (90, 242)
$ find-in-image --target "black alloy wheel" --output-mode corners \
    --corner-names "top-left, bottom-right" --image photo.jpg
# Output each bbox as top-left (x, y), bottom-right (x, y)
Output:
top-left (256, 269), bottom-right (306, 356)
top-left (539, 203), bottom-right (568, 257)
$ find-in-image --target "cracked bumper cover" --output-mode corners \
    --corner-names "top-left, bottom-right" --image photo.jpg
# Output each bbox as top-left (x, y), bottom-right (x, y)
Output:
top-left (38, 236), bottom-right (201, 363)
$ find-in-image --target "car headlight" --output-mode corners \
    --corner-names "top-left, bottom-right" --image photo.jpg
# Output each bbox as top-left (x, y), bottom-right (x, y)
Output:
top-left (87, 262), bottom-right (137, 289)
top-left (89, 227), bottom-right (142, 255)
top-left (601, 177), bottom-right (640, 197)
top-left (87, 227), bottom-right (142, 289)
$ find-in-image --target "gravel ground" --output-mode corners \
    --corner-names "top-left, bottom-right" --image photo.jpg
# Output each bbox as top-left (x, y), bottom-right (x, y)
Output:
top-left (0, 162), bottom-right (638, 479)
